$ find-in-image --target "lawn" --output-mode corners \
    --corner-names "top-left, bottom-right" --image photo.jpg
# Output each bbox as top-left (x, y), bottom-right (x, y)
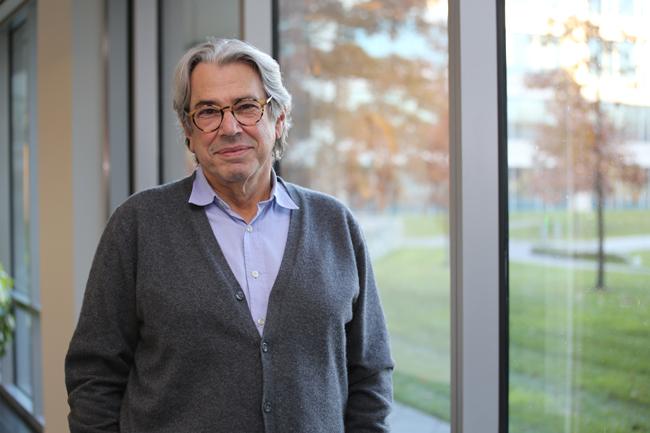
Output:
top-left (401, 213), bottom-right (449, 238)
top-left (509, 209), bottom-right (650, 240)
top-left (374, 246), bottom-right (451, 420)
top-left (371, 210), bottom-right (650, 432)
top-left (509, 263), bottom-right (650, 433)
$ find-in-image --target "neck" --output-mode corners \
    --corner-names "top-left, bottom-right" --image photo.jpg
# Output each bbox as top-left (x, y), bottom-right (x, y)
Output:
top-left (205, 169), bottom-right (273, 223)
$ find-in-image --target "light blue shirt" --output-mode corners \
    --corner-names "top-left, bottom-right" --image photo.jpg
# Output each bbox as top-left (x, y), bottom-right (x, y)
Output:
top-left (188, 166), bottom-right (299, 335)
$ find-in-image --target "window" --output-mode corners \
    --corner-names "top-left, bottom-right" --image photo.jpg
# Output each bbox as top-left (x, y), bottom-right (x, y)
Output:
top-left (0, 2), bottom-right (43, 422)
top-left (589, 0), bottom-right (601, 13)
top-left (619, 0), bottom-right (634, 15)
top-left (505, 1), bottom-right (650, 432)
top-left (617, 41), bottom-right (634, 76)
top-left (278, 1), bottom-right (450, 431)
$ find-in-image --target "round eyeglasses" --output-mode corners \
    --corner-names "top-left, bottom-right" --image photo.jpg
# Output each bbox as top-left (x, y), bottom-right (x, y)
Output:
top-left (187, 96), bottom-right (273, 133)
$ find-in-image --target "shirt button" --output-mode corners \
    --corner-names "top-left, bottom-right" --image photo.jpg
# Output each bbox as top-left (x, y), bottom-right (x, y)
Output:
top-left (261, 341), bottom-right (269, 353)
top-left (251, 270), bottom-right (259, 278)
top-left (234, 291), bottom-right (245, 301)
top-left (246, 225), bottom-right (253, 233)
top-left (263, 401), bottom-right (272, 413)
top-left (257, 318), bottom-right (265, 327)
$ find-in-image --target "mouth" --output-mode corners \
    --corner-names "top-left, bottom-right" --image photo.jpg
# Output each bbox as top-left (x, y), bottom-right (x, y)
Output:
top-left (214, 145), bottom-right (252, 158)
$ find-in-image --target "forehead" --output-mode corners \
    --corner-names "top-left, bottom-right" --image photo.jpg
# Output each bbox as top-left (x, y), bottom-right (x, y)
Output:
top-left (189, 61), bottom-right (265, 105)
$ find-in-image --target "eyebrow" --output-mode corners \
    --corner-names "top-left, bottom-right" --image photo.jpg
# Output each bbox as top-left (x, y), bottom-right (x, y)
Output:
top-left (191, 95), bottom-right (261, 110)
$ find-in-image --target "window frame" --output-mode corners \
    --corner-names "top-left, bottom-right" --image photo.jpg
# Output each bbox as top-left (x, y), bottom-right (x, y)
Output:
top-left (0, 1), bottom-right (45, 430)
top-left (449, 0), bottom-right (503, 431)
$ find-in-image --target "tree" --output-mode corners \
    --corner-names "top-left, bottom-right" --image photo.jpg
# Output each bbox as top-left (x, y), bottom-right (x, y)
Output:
top-left (526, 16), bottom-right (646, 290)
top-left (279, 0), bottom-right (449, 212)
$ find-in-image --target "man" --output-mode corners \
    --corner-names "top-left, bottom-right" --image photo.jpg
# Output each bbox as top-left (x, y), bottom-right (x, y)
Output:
top-left (65, 38), bottom-right (393, 433)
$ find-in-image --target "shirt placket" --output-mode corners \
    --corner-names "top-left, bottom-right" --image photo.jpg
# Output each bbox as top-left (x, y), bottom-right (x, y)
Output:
top-left (243, 220), bottom-right (267, 335)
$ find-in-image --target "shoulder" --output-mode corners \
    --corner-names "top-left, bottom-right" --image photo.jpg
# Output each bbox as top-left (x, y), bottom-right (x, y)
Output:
top-left (113, 175), bottom-right (193, 217)
top-left (122, 175), bottom-right (193, 210)
top-left (281, 179), bottom-right (365, 240)
top-left (105, 175), bottom-right (194, 235)
top-left (282, 180), bottom-right (356, 220)
top-left (281, 180), bottom-right (350, 215)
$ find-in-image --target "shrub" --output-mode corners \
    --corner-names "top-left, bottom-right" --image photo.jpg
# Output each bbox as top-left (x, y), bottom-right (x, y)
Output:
top-left (0, 263), bottom-right (15, 357)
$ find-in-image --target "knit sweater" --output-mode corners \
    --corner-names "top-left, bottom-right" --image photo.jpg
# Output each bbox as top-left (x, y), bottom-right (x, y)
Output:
top-left (65, 174), bottom-right (394, 433)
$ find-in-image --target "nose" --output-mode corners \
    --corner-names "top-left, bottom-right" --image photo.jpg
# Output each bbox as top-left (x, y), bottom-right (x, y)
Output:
top-left (219, 108), bottom-right (241, 135)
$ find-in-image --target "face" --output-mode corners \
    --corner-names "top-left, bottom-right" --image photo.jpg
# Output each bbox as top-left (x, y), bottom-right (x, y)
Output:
top-left (186, 61), bottom-right (283, 194)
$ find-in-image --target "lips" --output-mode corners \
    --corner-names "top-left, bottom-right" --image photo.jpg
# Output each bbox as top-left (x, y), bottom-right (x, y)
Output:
top-left (214, 145), bottom-right (252, 157)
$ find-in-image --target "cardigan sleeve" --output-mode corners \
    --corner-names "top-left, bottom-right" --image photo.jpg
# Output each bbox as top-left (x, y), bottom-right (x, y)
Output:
top-left (344, 218), bottom-right (394, 433)
top-left (65, 205), bottom-right (140, 433)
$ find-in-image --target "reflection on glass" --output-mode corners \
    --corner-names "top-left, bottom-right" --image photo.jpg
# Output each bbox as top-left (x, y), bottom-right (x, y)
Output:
top-left (506, 1), bottom-right (650, 432)
top-left (278, 1), bottom-right (450, 431)
top-left (10, 22), bottom-right (30, 298)
top-left (15, 308), bottom-right (32, 397)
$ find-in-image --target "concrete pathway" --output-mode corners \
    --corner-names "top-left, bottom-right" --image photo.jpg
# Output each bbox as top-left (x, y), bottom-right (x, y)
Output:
top-left (388, 402), bottom-right (450, 433)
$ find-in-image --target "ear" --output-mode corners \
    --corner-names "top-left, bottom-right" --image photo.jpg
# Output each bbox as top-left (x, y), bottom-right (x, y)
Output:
top-left (274, 112), bottom-right (285, 140)
top-left (184, 128), bottom-right (194, 153)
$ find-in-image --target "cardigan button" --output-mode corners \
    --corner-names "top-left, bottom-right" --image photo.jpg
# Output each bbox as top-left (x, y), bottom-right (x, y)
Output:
top-left (263, 401), bottom-right (272, 413)
top-left (261, 341), bottom-right (269, 353)
top-left (235, 291), bottom-right (245, 301)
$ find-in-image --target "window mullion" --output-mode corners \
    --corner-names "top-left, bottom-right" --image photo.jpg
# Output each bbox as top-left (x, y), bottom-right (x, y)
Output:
top-left (449, 0), bottom-right (501, 432)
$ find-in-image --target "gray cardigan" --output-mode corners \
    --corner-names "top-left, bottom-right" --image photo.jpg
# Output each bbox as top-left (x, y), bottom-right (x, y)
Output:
top-left (65, 174), bottom-right (394, 433)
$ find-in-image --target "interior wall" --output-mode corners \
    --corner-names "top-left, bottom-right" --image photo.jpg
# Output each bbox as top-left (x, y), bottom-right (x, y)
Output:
top-left (37, 0), bottom-right (74, 430)
top-left (38, 0), bottom-right (107, 431)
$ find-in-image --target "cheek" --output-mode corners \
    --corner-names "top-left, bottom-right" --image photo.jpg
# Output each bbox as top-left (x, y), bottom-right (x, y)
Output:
top-left (191, 132), bottom-right (217, 153)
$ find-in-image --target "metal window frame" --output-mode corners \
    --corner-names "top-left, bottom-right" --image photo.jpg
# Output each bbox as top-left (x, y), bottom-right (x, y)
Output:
top-left (106, 0), bottom-right (133, 213)
top-left (132, 0), bottom-right (159, 192)
top-left (449, 0), bottom-right (502, 431)
top-left (0, 0), bottom-right (27, 24)
top-left (0, 1), bottom-right (44, 430)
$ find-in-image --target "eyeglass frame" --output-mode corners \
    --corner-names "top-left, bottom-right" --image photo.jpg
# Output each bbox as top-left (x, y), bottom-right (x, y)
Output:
top-left (186, 96), bottom-right (274, 133)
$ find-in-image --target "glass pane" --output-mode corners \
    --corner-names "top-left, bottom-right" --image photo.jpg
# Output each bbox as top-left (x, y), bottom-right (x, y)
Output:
top-left (14, 308), bottom-right (33, 397)
top-left (10, 21), bottom-right (31, 298)
top-left (160, 0), bottom-right (241, 183)
top-left (278, 1), bottom-right (450, 431)
top-left (506, 1), bottom-right (650, 432)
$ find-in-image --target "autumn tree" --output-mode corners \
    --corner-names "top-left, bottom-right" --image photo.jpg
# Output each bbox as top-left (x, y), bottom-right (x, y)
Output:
top-left (278, 0), bottom-right (449, 211)
top-left (526, 16), bottom-right (646, 290)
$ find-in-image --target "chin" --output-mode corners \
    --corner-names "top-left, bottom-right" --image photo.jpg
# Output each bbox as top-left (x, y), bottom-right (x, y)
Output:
top-left (219, 167), bottom-right (257, 183)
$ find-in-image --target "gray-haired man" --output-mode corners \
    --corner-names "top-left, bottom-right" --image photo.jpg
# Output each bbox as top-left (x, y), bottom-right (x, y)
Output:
top-left (65, 38), bottom-right (393, 433)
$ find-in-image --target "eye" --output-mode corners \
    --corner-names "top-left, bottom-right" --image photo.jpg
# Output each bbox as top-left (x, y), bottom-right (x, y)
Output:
top-left (235, 101), bottom-right (262, 112)
top-left (197, 107), bottom-right (220, 118)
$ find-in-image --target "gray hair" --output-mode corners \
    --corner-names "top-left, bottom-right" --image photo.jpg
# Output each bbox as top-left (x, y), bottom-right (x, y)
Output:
top-left (173, 38), bottom-right (292, 160)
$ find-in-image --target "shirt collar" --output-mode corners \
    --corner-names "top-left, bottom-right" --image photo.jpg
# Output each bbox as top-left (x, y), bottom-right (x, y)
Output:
top-left (189, 165), bottom-right (298, 211)
top-left (272, 173), bottom-right (299, 210)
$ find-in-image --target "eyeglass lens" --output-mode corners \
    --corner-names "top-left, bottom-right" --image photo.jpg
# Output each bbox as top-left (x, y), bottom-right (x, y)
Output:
top-left (194, 99), bottom-right (264, 131)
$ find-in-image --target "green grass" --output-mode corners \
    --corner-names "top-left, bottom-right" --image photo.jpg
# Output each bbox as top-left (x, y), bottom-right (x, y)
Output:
top-left (401, 214), bottom-right (449, 238)
top-left (374, 246), bottom-right (451, 420)
top-left (509, 209), bottom-right (650, 240)
top-left (373, 244), bottom-right (650, 431)
top-left (508, 263), bottom-right (650, 433)
top-left (371, 209), bottom-right (650, 430)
